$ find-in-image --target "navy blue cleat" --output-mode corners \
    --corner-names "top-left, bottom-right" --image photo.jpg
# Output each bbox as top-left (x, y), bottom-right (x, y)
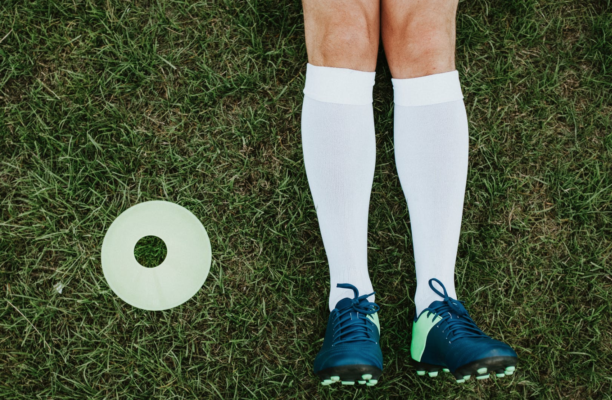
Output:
top-left (411, 279), bottom-right (518, 383)
top-left (314, 284), bottom-right (383, 386)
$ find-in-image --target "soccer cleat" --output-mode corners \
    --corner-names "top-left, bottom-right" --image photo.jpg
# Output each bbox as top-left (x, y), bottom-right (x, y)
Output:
top-left (314, 284), bottom-right (383, 386)
top-left (411, 279), bottom-right (517, 383)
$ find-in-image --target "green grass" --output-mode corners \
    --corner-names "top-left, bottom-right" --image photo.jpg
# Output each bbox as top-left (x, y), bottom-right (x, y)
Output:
top-left (1, 0), bottom-right (611, 398)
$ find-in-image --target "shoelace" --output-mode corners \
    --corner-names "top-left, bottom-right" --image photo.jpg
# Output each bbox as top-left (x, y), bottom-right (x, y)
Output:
top-left (332, 283), bottom-right (380, 346)
top-left (425, 278), bottom-right (489, 342)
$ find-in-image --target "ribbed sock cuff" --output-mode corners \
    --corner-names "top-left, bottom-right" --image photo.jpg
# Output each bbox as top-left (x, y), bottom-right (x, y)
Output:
top-left (303, 63), bottom-right (376, 105)
top-left (392, 70), bottom-right (463, 107)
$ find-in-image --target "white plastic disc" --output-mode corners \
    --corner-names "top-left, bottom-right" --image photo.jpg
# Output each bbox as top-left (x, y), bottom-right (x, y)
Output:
top-left (101, 201), bottom-right (211, 310)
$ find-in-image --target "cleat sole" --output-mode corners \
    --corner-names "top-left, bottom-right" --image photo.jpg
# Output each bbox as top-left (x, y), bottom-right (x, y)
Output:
top-left (316, 364), bottom-right (382, 386)
top-left (413, 356), bottom-right (517, 384)
top-left (452, 356), bottom-right (517, 383)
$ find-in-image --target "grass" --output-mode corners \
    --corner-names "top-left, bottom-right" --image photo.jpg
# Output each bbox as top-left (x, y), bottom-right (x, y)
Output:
top-left (1, 0), bottom-right (611, 398)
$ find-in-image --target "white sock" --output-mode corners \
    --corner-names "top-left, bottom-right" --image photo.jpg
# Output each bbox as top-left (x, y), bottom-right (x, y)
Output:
top-left (301, 63), bottom-right (376, 311)
top-left (392, 70), bottom-right (469, 316)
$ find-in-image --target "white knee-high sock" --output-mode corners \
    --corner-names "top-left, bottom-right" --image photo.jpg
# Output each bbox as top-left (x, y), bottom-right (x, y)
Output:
top-left (301, 63), bottom-right (376, 311)
top-left (392, 71), bottom-right (469, 316)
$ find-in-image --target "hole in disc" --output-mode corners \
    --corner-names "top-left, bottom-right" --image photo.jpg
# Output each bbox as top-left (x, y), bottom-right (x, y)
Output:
top-left (134, 236), bottom-right (167, 268)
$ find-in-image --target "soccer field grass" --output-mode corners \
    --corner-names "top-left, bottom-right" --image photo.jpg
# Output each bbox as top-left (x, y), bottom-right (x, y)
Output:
top-left (1, 0), bottom-right (611, 398)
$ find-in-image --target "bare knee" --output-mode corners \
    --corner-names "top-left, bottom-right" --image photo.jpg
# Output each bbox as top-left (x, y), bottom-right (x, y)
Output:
top-left (303, 1), bottom-right (380, 72)
top-left (382, 0), bottom-right (458, 78)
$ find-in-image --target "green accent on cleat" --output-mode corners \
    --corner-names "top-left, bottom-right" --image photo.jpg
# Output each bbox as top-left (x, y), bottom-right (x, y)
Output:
top-left (496, 373), bottom-right (505, 378)
top-left (367, 379), bottom-right (378, 386)
top-left (443, 368), bottom-right (450, 373)
top-left (362, 374), bottom-right (372, 380)
top-left (428, 371), bottom-right (438, 377)
top-left (330, 376), bottom-right (340, 382)
top-left (358, 381), bottom-right (366, 385)
top-left (477, 367), bottom-right (487, 374)
top-left (416, 370), bottom-right (426, 376)
top-left (321, 381), bottom-right (332, 386)
top-left (341, 381), bottom-right (355, 385)
top-left (456, 379), bottom-right (465, 383)
top-left (505, 370), bottom-right (514, 375)
top-left (476, 374), bottom-right (490, 380)
top-left (463, 375), bottom-right (471, 380)
top-left (506, 366), bottom-right (516, 372)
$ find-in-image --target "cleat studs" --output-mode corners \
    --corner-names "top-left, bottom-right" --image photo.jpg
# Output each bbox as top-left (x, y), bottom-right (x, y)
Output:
top-left (496, 373), bottom-right (505, 378)
top-left (362, 374), bottom-right (372, 380)
top-left (476, 374), bottom-right (490, 380)
top-left (456, 379), bottom-right (465, 384)
top-left (416, 370), bottom-right (426, 376)
top-left (505, 370), bottom-right (514, 375)
top-left (463, 375), bottom-right (471, 381)
top-left (477, 367), bottom-right (488, 375)
top-left (358, 381), bottom-right (366, 385)
top-left (506, 366), bottom-right (516, 372)
top-left (428, 371), bottom-right (438, 378)
top-left (330, 376), bottom-right (340, 382)
top-left (443, 368), bottom-right (450, 373)
top-left (341, 381), bottom-right (355, 385)
top-left (366, 379), bottom-right (378, 386)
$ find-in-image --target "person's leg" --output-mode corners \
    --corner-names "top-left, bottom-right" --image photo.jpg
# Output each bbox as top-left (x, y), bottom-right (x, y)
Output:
top-left (382, 0), bottom-right (466, 315)
top-left (302, 0), bottom-right (379, 310)
top-left (303, 0), bottom-right (384, 387)
top-left (382, 1), bottom-right (517, 382)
